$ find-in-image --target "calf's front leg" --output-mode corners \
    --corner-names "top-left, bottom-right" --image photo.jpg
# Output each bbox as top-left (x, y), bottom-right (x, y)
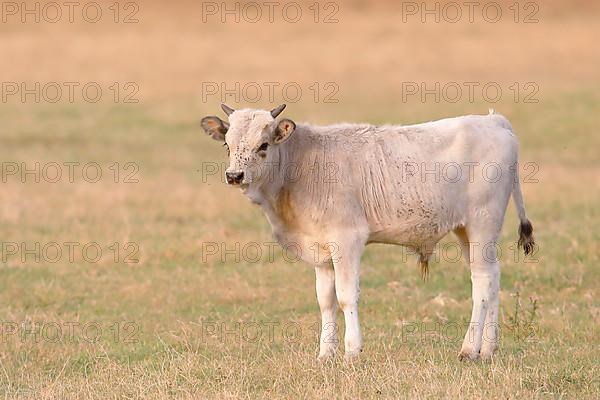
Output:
top-left (315, 262), bottom-right (338, 359)
top-left (331, 239), bottom-right (365, 359)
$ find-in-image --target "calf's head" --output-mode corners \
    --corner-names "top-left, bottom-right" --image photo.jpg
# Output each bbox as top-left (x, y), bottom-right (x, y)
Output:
top-left (201, 104), bottom-right (296, 187)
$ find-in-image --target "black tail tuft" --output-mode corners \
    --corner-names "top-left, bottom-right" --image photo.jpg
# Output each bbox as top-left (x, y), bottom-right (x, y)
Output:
top-left (518, 220), bottom-right (535, 255)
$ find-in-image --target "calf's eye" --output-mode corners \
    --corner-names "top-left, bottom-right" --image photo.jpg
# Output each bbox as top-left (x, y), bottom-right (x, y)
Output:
top-left (257, 142), bottom-right (269, 152)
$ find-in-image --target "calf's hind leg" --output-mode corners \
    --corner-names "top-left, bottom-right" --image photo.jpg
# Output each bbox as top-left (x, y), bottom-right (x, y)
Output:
top-left (459, 225), bottom-right (501, 360)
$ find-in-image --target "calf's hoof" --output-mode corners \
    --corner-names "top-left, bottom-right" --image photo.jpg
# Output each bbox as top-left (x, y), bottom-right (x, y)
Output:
top-left (479, 345), bottom-right (498, 360)
top-left (343, 349), bottom-right (362, 363)
top-left (317, 348), bottom-right (337, 362)
top-left (458, 348), bottom-right (480, 361)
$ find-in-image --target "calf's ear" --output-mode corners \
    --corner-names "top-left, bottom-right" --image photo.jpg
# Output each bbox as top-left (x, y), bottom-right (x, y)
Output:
top-left (201, 116), bottom-right (229, 141)
top-left (273, 119), bottom-right (296, 144)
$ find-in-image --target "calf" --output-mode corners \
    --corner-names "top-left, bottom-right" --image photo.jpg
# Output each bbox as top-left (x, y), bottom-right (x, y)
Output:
top-left (201, 104), bottom-right (535, 360)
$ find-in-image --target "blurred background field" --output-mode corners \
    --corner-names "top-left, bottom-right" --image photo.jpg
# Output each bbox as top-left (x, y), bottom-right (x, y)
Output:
top-left (0, 1), bottom-right (599, 398)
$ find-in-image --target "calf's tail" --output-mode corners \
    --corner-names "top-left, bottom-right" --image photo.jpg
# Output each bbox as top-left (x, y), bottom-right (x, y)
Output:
top-left (512, 169), bottom-right (535, 255)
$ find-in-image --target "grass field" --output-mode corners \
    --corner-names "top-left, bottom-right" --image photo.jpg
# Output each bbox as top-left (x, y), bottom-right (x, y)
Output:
top-left (1, 1), bottom-right (599, 398)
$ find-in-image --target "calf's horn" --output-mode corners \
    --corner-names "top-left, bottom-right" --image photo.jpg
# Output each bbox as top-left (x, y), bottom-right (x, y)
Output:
top-left (270, 104), bottom-right (286, 118)
top-left (221, 104), bottom-right (235, 116)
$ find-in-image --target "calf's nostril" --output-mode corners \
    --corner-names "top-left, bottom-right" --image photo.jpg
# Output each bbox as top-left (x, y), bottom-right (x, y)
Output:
top-left (226, 171), bottom-right (244, 185)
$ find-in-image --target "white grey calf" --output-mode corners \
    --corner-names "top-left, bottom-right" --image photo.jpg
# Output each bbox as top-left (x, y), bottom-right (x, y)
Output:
top-left (201, 104), bottom-right (535, 360)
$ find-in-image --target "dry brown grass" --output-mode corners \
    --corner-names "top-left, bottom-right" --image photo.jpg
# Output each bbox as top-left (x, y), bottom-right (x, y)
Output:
top-left (1, 1), bottom-right (599, 398)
